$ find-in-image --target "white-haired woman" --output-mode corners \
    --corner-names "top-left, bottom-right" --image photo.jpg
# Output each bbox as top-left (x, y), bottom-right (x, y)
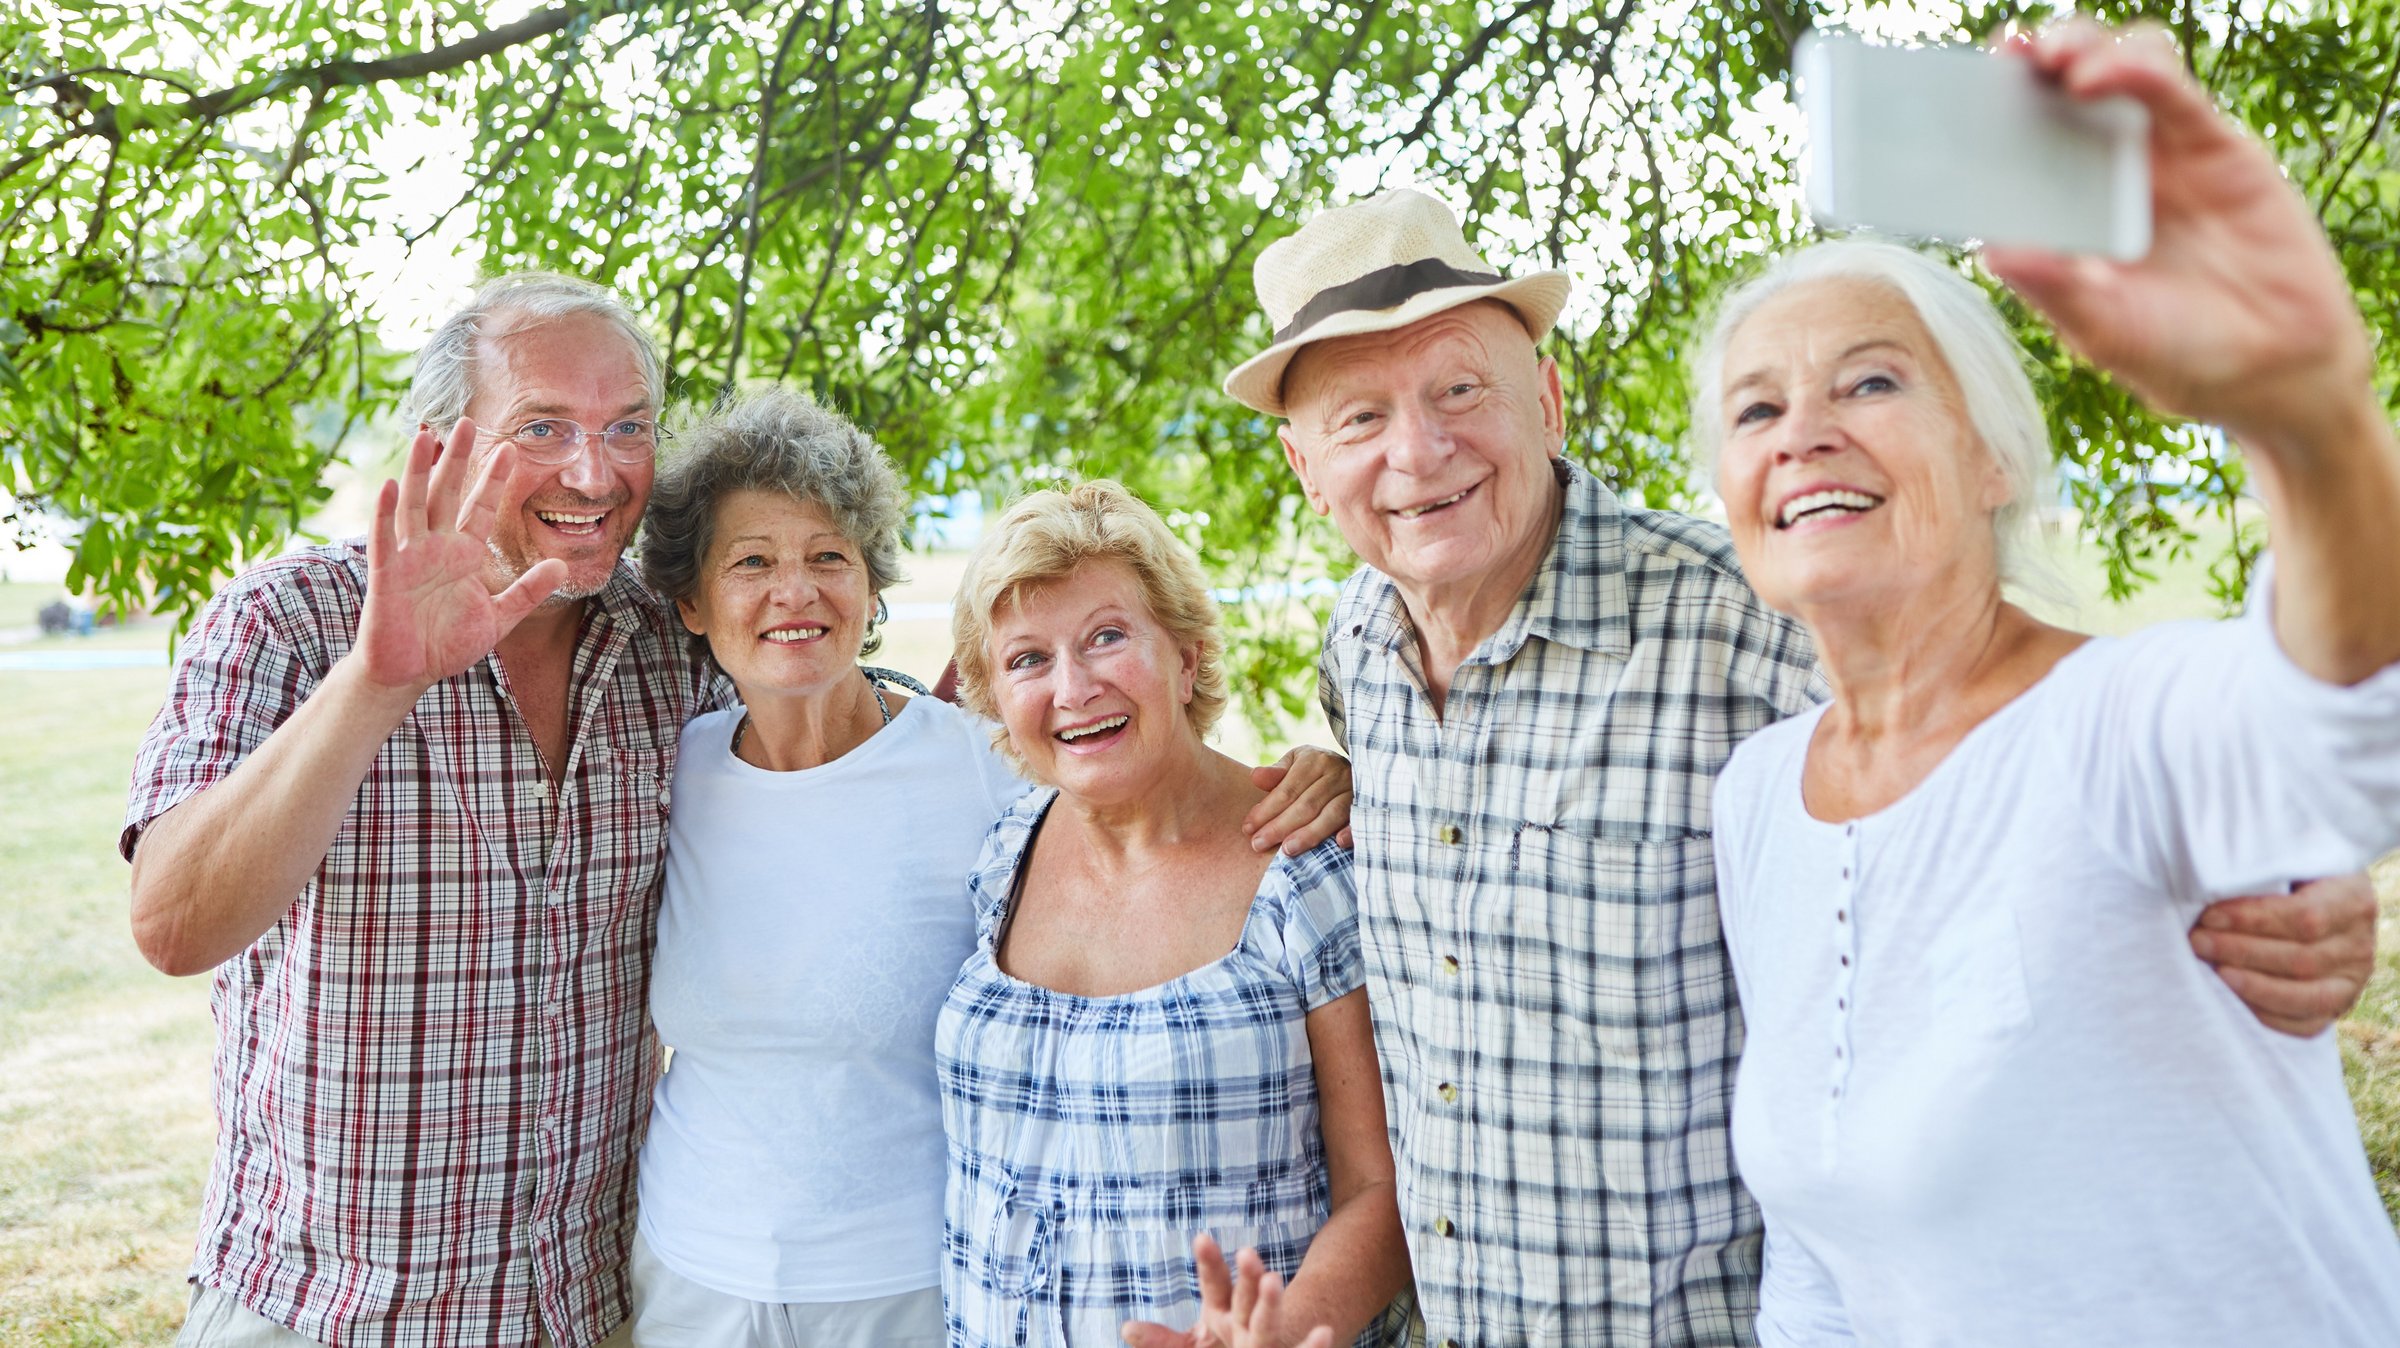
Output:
top-left (626, 395), bottom-right (1354, 1347)
top-left (1697, 23), bottom-right (2400, 1346)
top-left (938, 481), bottom-right (1412, 1348)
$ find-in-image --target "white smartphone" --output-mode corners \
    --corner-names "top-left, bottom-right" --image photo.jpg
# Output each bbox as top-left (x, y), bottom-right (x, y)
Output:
top-left (1794, 29), bottom-right (2151, 260)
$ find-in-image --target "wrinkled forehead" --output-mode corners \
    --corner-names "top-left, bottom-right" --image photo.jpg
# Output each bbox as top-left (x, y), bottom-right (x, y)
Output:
top-left (988, 556), bottom-right (1150, 635)
top-left (1281, 298), bottom-right (1536, 413)
top-left (1723, 276), bottom-right (1934, 378)
top-left (472, 309), bottom-right (654, 407)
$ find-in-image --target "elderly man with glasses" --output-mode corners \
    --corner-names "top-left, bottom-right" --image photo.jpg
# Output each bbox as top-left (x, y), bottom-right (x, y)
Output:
top-left (124, 274), bottom-right (722, 1348)
top-left (1225, 188), bottom-right (2383, 1348)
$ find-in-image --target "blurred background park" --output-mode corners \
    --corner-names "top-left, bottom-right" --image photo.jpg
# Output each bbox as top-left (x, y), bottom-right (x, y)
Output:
top-left (6, 0), bottom-right (2400, 1340)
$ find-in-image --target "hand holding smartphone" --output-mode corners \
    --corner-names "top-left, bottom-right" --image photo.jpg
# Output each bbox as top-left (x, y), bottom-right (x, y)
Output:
top-left (1796, 29), bottom-right (2151, 260)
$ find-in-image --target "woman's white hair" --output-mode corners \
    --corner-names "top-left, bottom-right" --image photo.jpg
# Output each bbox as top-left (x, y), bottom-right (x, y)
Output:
top-left (1689, 239), bottom-right (2067, 602)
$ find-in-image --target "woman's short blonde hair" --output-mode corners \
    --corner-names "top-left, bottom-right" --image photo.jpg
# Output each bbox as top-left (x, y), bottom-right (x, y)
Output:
top-left (952, 480), bottom-right (1229, 767)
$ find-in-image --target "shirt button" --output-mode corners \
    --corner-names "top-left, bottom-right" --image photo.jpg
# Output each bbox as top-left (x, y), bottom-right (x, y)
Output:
top-left (1440, 955), bottom-right (1461, 975)
top-left (1438, 1082), bottom-right (1458, 1104)
top-left (1434, 1216), bottom-right (1456, 1238)
top-left (1837, 909), bottom-right (1847, 922)
top-left (1837, 998), bottom-right (1847, 1010)
top-left (543, 1001), bottom-right (562, 1020)
top-left (1437, 823), bottom-right (1462, 845)
top-left (657, 786), bottom-right (672, 809)
top-left (1840, 954), bottom-right (1850, 967)
top-left (1834, 1046), bottom-right (1844, 1058)
top-left (1841, 867), bottom-right (1850, 880)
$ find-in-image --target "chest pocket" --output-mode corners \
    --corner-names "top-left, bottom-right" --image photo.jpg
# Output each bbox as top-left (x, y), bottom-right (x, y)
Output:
top-left (572, 744), bottom-right (673, 903)
top-left (1927, 898), bottom-right (2034, 1040)
top-left (1502, 827), bottom-right (1727, 1063)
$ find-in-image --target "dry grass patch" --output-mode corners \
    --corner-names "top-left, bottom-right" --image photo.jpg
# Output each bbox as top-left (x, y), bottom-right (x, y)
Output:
top-left (2339, 854), bottom-right (2400, 1224)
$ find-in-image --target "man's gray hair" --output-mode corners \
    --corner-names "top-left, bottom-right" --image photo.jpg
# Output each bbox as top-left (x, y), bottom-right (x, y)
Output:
top-left (398, 273), bottom-right (665, 434)
top-left (640, 388), bottom-right (910, 657)
top-left (1689, 239), bottom-right (2068, 604)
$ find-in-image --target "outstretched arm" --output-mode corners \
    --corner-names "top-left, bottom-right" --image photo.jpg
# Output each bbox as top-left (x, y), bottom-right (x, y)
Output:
top-left (1985, 21), bottom-right (2400, 685)
top-left (130, 421), bottom-right (564, 975)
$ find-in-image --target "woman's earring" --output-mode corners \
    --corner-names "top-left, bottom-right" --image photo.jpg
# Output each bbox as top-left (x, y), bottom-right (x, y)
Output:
top-left (861, 595), bottom-right (892, 657)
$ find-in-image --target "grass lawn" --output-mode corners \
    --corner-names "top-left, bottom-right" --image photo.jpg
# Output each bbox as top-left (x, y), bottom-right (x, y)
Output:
top-left (1, 529), bottom-right (2395, 1342)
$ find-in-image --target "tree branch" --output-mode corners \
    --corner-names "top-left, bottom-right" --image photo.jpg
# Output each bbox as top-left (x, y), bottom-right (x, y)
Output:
top-left (180, 5), bottom-right (583, 123)
top-left (2313, 42), bottom-right (2400, 217)
top-left (1391, 0), bottom-right (1546, 149)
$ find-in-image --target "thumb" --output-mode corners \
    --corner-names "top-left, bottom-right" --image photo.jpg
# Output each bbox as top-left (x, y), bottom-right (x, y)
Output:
top-left (493, 559), bottom-right (569, 633)
top-left (1121, 1321), bottom-right (1193, 1348)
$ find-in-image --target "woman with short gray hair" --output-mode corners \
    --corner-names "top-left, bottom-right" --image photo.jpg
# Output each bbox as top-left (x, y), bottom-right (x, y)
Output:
top-left (627, 386), bottom-right (1005, 1346)
top-left (626, 391), bottom-right (1357, 1347)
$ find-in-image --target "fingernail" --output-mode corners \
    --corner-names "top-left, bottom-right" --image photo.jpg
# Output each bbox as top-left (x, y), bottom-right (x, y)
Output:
top-left (2199, 909), bottom-right (2231, 929)
top-left (2189, 931), bottom-right (2215, 959)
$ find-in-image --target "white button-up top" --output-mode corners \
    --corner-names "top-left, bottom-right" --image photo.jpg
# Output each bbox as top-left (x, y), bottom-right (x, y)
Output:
top-left (1714, 589), bottom-right (2400, 1346)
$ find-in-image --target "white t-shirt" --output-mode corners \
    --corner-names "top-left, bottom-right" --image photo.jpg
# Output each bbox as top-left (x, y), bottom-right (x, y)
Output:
top-left (1712, 590), bottom-right (2400, 1347)
top-left (637, 696), bottom-right (1026, 1302)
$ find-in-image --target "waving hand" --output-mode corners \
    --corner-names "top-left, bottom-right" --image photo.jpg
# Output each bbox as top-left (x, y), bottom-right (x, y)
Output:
top-left (357, 418), bottom-right (566, 694)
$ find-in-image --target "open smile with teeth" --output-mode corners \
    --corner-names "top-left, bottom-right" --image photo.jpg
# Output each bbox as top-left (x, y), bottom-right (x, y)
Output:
top-left (761, 627), bottom-right (828, 644)
top-left (535, 509), bottom-right (607, 534)
top-left (1395, 487), bottom-right (1471, 520)
top-left (1776, 489), bottom-right (1885, 529)
top-left (1055, 715), bottom-right (1128, 744)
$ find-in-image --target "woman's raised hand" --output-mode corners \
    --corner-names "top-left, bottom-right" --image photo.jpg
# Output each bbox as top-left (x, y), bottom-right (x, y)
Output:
top-left (1119, 1235), bottom-right (1337, 1348)
top-left (357, 419), bottom-right (567, 694)
top-left (1982, 20), bottom-right (2376, 456)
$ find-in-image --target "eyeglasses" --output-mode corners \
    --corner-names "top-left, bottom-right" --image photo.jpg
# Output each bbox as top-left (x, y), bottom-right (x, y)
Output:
top-left (497, 417), bottom-right (671, 466)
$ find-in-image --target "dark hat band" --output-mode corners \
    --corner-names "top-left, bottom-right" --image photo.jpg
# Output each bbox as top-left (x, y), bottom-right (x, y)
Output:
top-left (1274, 257), bottom-right (1506, 343)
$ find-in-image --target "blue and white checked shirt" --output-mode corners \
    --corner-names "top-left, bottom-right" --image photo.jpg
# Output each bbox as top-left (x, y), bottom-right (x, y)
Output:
top-left (936, 788), bottom-right (1411, 1348)
top-left (1320, 460), bottom-right (1824, 1348)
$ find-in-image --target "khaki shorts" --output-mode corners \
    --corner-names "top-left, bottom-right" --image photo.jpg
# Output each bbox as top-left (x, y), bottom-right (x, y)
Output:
top-left (626, 1230), bottom-right (945, 1348)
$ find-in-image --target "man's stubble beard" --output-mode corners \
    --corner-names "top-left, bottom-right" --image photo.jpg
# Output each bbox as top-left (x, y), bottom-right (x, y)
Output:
top-left (487, 539), bottom-right (614, 605)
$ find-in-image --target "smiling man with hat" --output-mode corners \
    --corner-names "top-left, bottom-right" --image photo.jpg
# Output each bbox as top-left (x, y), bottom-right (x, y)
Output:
top-left (1229, 187), bottom-right (2385, 1347)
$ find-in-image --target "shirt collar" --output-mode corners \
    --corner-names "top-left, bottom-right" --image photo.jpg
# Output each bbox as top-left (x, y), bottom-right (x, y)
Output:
top-left (1505, 458), bottom-right (1631, 661)
top-left (588, 558), bottom-right (656, 629)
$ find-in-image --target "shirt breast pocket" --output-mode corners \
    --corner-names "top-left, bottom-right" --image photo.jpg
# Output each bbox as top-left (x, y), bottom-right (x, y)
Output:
top-left (1504, 826), bottom-right (1729, 1063)
top-left (585, 745), bottom-right (673, 893)
top-left (1928, 900), bottom-right (2034, 1040)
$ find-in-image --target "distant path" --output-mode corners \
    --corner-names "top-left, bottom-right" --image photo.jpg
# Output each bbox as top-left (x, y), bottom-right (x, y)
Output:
top-left (0, 649), bottom-right (168, 671)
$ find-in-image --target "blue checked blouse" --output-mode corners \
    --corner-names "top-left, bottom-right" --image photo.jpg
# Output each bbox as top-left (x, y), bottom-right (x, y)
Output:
top-left (936, 788), bottom-right (1411, 1348)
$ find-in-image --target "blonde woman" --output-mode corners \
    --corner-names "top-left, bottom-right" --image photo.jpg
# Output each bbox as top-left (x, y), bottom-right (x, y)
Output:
top-left (939, 481), bottom-right (1412, 1348)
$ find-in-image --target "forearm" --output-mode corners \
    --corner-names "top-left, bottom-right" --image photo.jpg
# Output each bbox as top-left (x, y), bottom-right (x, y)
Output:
top-left (2245, 394), bottom-right (2400, 685)
top-left (1276, 1180), bottom-right (1410, 1345)
top-left (131, 653), bottom-right (425, 975)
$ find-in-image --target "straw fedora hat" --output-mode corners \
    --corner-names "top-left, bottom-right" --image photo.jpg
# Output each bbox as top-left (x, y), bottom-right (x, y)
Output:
top-left (1222, 188), bottom-right (1571, 416)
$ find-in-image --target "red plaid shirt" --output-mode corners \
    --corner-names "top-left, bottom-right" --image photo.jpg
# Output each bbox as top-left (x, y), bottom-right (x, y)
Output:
top-left (124, 543), bottom-right (728, 1348)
